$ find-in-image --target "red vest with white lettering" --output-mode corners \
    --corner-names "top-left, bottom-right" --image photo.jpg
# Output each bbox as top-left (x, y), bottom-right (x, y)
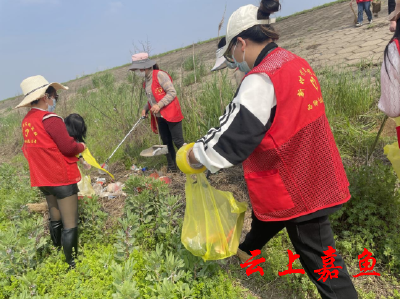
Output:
top-left (242, 48), bottom-right (350, 222)
top-left (144, 70), bottom-right (184, 133)
top-left (21, 109), bottom-right (81, 187)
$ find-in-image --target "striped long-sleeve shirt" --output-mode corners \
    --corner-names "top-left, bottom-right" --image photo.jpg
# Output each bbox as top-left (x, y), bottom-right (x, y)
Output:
top-left (193, 73), bottom-right (277, 174)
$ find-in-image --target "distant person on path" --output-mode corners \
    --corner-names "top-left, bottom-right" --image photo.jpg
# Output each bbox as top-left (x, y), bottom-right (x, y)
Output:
top-left (16, 75), bottom-right (85, 269)
top-left (379, 2), bottom-right (400, 138)
top-left (179, 1), bottom-right (358, 298)
top-left (389, 0), bottom-right (397, 31)
top-left (352, 0), bottom-right (373, 27)
top-left (129, 53), bottom-right (184, 172)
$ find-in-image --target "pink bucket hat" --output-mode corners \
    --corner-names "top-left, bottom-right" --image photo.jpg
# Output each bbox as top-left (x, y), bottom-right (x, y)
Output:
top-left (128, 52), bottom-right (157, 70)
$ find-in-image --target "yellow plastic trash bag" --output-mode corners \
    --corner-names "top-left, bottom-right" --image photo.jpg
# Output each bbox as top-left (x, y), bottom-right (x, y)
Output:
top-left (77, 175), bottom-right (96, 198)
top-left (181, 173), bottom-right (248, 261)
top-left (384, 142), bottom-right (400, 180)
top-left (81, 148), bottom-right (114, 179)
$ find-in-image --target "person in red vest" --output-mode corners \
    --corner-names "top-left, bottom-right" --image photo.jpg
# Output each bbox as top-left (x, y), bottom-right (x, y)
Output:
top-left (129, 53), bottom-right (184, 172)
top-left (351, 0), bottom-right (373, 27)
top-left (178, 1), bottom-right (357, 298)
top-left (16, 75), bottom-right (85, 269)
top-left (379, 1), bottom-right (400, 138)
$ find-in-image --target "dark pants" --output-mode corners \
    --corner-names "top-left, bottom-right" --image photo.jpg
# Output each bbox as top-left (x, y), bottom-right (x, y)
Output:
top-left (240, 212), bottom-right (358, 299)
top-left (358, 2), bottom-right (372, 23)
top-left (157, 118), bottom-right (185, 168)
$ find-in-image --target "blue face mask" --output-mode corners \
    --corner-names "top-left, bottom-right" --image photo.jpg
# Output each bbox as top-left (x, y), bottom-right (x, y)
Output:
top-left (233, 42), bottom-right (251, 73)
top-left (47, 98), bottom-right (56, 113)
top-left (226, 61), bottom-right (238, 69)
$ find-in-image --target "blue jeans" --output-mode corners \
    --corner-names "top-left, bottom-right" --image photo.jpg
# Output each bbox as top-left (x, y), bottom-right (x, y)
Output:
top-left (358, 1), bottom-right (372, 23)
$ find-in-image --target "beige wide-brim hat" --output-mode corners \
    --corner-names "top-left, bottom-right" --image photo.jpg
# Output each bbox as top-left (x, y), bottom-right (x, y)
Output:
top-left (389, 0), bottom-right (400, 21)
top-left (15, 75), bottom-right (68, 108)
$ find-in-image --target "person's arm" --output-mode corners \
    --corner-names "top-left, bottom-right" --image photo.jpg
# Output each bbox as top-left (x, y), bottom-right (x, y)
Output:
top-left (191, 73), bottom-right (277, 173)
top-left (156, 71), bottom-right (177, 109)
top-left (42, 115), bottom-right (85, 156)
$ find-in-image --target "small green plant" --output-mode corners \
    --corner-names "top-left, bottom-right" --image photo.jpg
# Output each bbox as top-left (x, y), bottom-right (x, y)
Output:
top-left (113, 211), bottom-right (139, 262)
top-left (111, 257), bottom-right (140, 298)
top-left (331, 162), bottom-right (400, 272)
top-left (124, 175), bottom-right (182, 249)
top-left (78, 196), bottom-right (108, 243)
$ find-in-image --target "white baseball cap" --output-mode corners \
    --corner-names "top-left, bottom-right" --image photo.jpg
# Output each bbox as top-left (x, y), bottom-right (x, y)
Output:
top-left (212, 46), bottom-right (231, 71)
top-left (218, 4), bottom-right (276, 59)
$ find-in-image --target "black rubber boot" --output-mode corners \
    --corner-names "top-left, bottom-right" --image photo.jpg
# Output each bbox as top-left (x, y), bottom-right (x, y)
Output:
top-left (165, 153), bottom-right (177, 173)
top-left (62, 227), bottom-right (78, 269)
top-left (49, 220), bottom-right (63, 249)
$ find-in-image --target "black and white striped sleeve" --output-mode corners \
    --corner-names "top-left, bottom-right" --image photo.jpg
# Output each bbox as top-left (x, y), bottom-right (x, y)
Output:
top-left (192, 73), bottom-right (277, 173)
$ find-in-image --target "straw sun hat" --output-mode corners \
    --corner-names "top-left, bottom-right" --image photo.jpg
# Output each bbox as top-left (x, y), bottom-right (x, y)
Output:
top-left (15, 75), bottom-right (68, 108)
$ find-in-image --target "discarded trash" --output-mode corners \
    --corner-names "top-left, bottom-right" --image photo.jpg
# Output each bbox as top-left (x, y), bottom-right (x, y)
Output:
top-left (107, 182), bottom-right (123, 193)
top-left (140, 145), bottom-right (168, 157)
top-left (96, 178), bottom-right (106, 185)
top-left (99, 163), bottom-right (108, 175)
top-left (92, 183), bottom-right (104, 196)
top-left (159, 176), bottom-right (171, 184)
top-left (77, 175), bottom-right (96, 198)
top-left (130, 164), bottom-right (140, 171)
top-left (149, 172), bottom-right (160, 179)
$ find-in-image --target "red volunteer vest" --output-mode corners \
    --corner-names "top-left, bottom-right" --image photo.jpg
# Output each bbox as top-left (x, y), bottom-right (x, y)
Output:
top-left (21, 109), bottom-right (81, 187)
top-left (242, 48), bottom-right (350, 222)
top-left (144, 70), bottom-right (184, 134)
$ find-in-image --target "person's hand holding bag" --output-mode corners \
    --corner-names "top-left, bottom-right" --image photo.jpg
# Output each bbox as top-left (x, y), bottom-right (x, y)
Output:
top-left (176, 143), bottom-right (206, 174)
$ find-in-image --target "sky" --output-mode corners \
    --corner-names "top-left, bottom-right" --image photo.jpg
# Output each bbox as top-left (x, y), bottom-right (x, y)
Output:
top-left (0, 0), bottom-right (336, 101)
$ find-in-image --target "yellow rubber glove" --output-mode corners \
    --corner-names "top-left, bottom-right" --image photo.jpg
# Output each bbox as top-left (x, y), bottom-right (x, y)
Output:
top-left (176, 143), bottom-right (206, 174)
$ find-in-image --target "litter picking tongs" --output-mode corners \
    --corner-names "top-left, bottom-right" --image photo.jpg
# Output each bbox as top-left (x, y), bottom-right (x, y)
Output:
top-left (101, 116), bottom-right (145, 169)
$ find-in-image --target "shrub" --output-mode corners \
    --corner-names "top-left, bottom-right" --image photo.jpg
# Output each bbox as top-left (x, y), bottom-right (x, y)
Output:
top-left (331, 162), bottom-right (400, 272)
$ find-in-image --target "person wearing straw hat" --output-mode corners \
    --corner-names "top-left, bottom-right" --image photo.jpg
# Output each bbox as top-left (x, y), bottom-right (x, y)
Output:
top-left (177, 1), bottom-right (357, 298)
top-left (16, 75), bottom-right (85, 269)
top-left (129, 53), bottom-right (184, 172)
top-left (379, 0), bottom-right (400, 137)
